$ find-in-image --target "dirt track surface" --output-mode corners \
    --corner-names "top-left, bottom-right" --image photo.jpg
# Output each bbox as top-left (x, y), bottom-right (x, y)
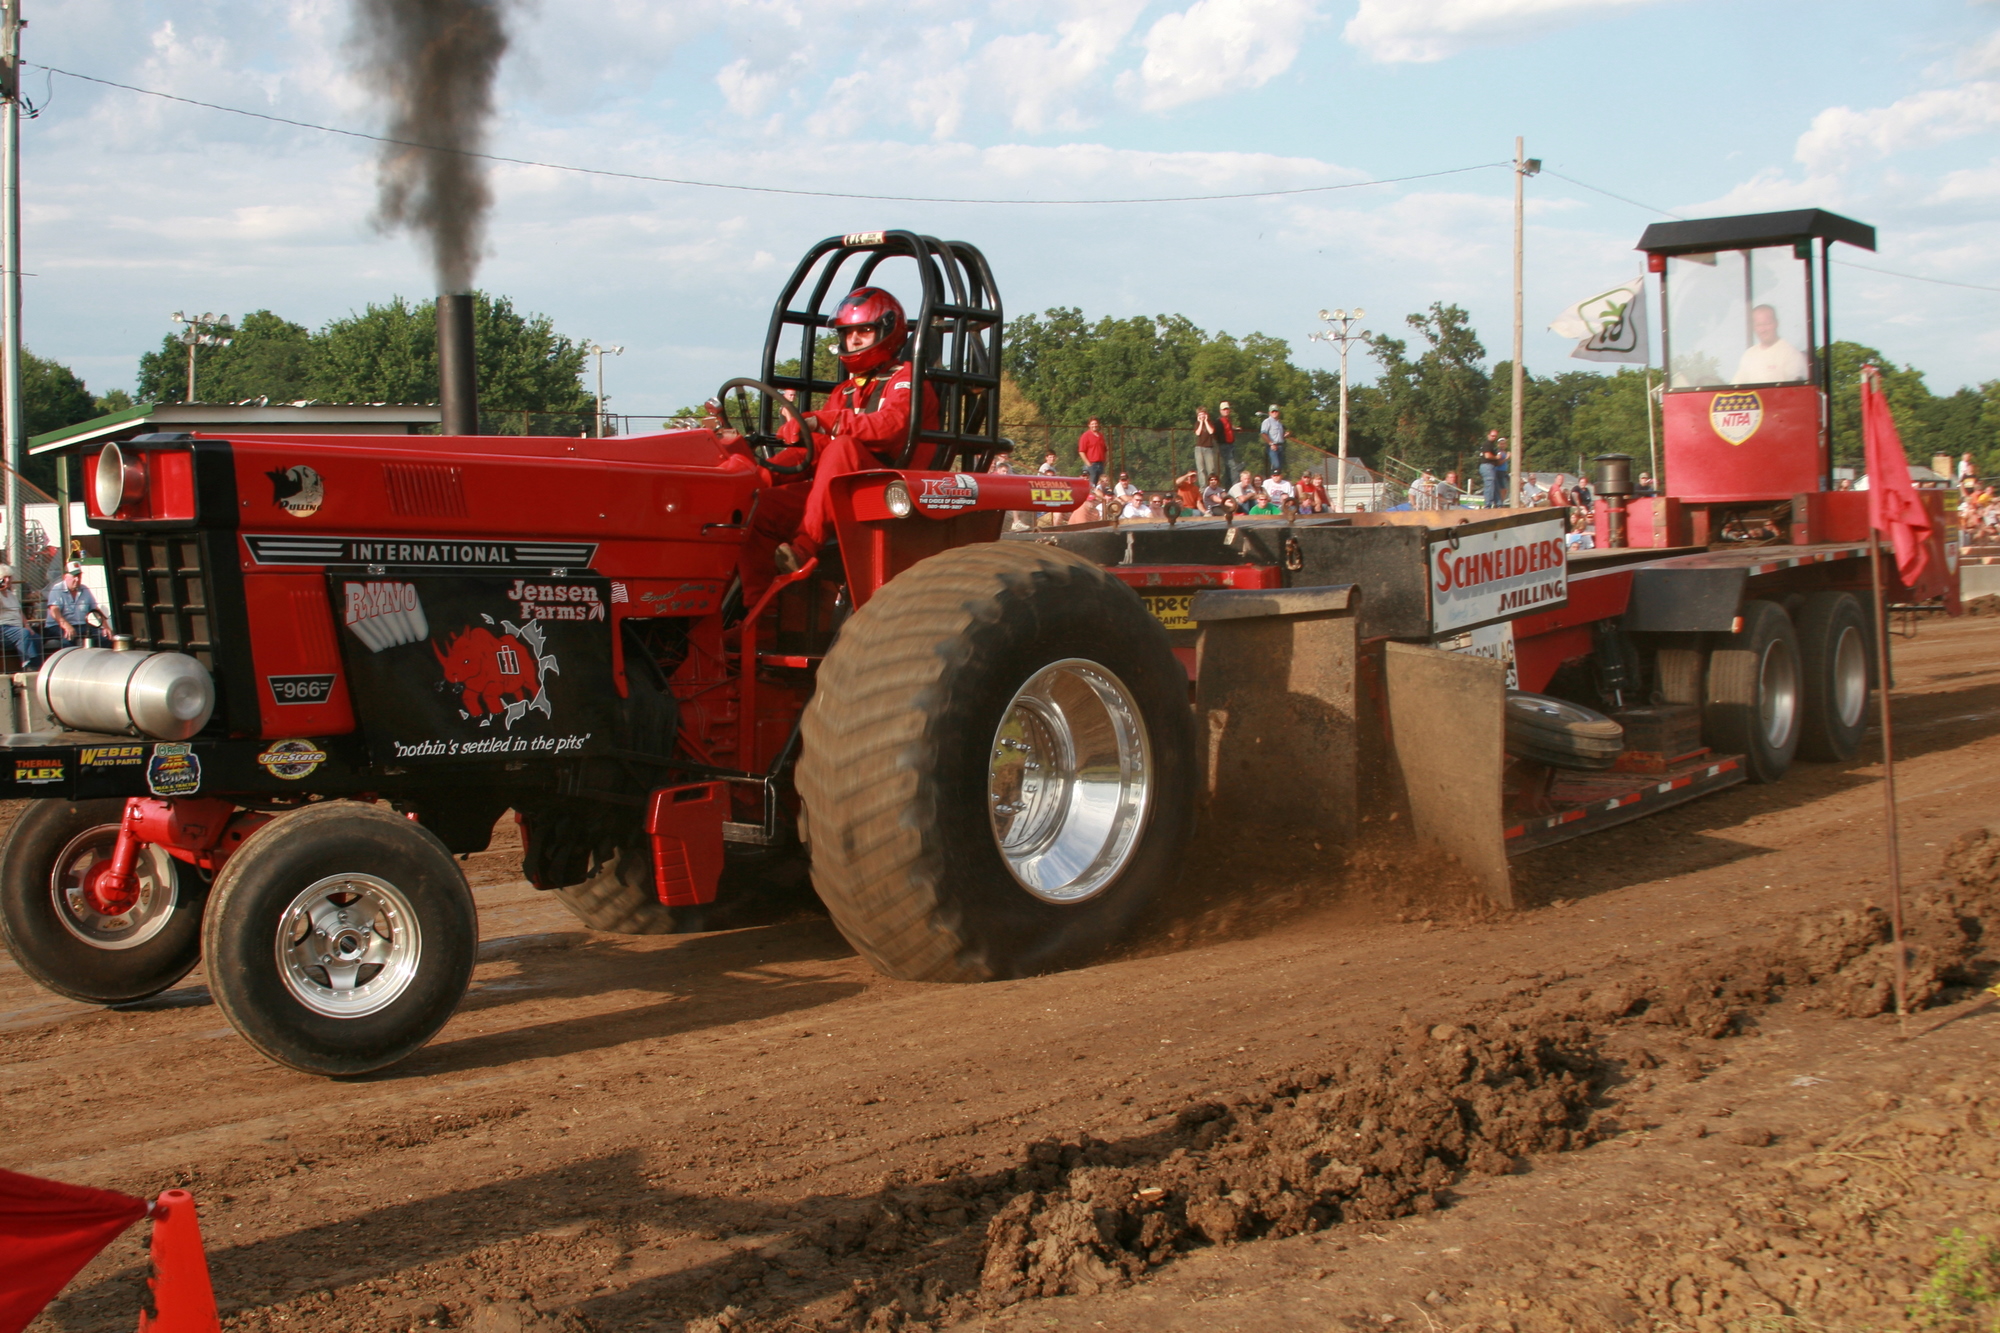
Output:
top-left (7, 613), bottom-right (2000, 1333)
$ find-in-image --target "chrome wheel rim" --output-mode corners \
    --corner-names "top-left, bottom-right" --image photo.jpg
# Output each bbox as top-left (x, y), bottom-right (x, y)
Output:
top-left (277, 873), bottom-right (422, 1018)
top-left (988, 658), bottom-right (1151, 905)
top-left (51, 826), bottom-right (179, 951)
top-left (1832, 624), bottom-right (1868, 729)
top-left (1759, 636), bottom-right (1800, 749)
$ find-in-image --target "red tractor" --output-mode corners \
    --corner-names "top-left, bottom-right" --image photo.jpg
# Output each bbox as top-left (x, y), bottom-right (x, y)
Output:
top-left (0, 213), bottom-right (1959, 1077)
top-left (0, 232), bottom-right (1197, 1075)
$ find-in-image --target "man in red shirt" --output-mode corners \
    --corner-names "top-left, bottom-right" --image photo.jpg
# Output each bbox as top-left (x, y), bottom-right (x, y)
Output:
top-left (1077, 417), bottom-right (1108, 490)
top-left (1215, 402), bottom-right (1239, 480)
top-left (735, 286), bottom-right (937, 597)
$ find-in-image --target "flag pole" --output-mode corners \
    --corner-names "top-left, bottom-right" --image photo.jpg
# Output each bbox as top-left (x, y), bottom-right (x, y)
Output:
top-left (1861, 365), bottom-right (1909, 1030)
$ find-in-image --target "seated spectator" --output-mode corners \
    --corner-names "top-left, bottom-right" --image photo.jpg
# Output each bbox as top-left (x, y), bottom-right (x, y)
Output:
top-left (1201, 474), bottom-right (1229, 514)
top-left (1439, 470), bottom-right (1464, 507)
top-left (1122, 492), bottom-right (1154, 520)
top-left (1408, 470), bottom-right (1442, 511)
top-left (0, 565), bottom-right (40, 668)
top-left (1266, 472), bottom-right (1295, 503)
top-left (1298, 473), bottom-right (1329, 513)
top-left (46, 561), bottom-right (102, 650)
top-left (1038, 451), bottom-right (1060, 476)
top-left (1114, 471), bottom-right (1140, 501)
top-left (1229, 469), bottom-right (1258, 502)
top-left (1246, 490), bottom-right (1282, 516)
top-left (1173, 471), bottom-right (1202, 514)
top-left (1636, 472), bottom-right (1657, 496)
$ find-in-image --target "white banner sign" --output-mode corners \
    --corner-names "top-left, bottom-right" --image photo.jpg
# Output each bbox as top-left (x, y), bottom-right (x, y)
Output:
top-left (1549, 276), bottom-right (1649, 364)
top-left (1429, 516), bottom-right (1570, 635)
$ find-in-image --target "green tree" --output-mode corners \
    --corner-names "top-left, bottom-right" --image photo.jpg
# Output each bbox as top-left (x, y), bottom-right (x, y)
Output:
top-left (136, 310), bottom-right (315, 405)
top-left (1827, 341), bottom-right (1934, 468)
top-left (24, 350), bottom-right (94, 438)
top-left (1358, 304), bottom-right (1490, 472)
top-left (311, 293), bottom-right (594, 433)
top-left (94, 388), bottom-right (136, 416)
top-left (21, 350), bottom-right (98, 495)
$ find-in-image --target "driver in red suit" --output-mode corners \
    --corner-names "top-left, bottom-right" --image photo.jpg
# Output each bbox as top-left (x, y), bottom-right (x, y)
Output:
top-left (737, 286), bottom-right (939, 600)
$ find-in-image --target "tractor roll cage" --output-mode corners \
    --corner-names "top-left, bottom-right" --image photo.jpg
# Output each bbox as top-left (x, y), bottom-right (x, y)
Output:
top-left (760, 231), bottom-right (1007, 472)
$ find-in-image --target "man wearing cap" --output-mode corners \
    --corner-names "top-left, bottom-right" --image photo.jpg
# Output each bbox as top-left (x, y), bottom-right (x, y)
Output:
top-left (47, 561), bottom-right (102, 650)
top-left (1261, 405), bottom-right (1287, 475)
top-left (0, 564), bottom-right (39, 667)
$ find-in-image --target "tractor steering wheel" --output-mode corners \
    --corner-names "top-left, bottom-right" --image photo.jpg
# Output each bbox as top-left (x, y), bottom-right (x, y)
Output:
top-left (714, 378), bottom-right (815, 476)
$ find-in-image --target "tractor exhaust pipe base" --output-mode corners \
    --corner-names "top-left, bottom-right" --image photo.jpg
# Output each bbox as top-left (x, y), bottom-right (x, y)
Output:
top-left (437, 293), bottom-right (479, 436)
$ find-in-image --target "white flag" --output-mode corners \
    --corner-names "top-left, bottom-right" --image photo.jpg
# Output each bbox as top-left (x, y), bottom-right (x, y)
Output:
top-left (1548, 277), bottom-right (1648, 364)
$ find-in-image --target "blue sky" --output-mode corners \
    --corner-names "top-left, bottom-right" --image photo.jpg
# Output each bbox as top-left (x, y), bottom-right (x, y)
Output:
top-left (21, 0), bottom-right (2000, 423)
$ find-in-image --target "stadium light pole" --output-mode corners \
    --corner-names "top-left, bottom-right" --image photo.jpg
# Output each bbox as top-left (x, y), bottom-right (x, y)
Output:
top-left (1309, 308), bottom-right (1366, 512)
top-left (584, 343), bottom-right (623, 437)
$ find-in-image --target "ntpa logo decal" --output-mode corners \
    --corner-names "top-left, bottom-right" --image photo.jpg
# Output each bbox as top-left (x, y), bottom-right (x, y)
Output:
top-left (1709, 392), bottom-right (1763, 446)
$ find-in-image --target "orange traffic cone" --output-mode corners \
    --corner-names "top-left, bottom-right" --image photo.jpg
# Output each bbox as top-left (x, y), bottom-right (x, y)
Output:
top-left (135, 1190), bottom-right (219, 1333)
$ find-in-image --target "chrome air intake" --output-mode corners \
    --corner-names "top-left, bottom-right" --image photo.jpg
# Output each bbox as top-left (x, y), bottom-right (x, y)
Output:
top-left (36, 646), bottom-right (216, 740)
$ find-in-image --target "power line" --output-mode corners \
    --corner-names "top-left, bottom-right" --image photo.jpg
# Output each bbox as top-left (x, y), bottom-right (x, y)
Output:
top-left (32, 63), bottom-right (1505, 206)
top-left (1542, 167), bottom-right (2000, 294)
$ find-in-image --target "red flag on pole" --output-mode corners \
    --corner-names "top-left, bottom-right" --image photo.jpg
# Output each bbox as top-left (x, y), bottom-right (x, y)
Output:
top-left (0, 1169), bottom-right (148, 1333)
top-left (1859, 369), bottom-right (1942, 594)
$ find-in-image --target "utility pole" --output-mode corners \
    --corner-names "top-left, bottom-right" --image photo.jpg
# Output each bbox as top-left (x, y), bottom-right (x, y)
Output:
top-left (583, 343), bottom-right (623, 438)
top-left (1, 0), bottom-right (22, 580)
top-left (171, 311), bottom-right (231, 402)
top-left (1509, 137), bottom-right (1540, 508)
top-left (1309, 308), bottom-right (1366, 512)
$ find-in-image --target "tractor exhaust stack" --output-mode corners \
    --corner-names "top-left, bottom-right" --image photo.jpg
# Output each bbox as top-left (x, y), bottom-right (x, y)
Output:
top-left (437, 293), bottom-right (478, 436)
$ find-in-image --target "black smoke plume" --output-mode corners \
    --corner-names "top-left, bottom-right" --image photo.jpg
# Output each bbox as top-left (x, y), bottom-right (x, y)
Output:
top-left (352, 0), bottom-right (509, 294)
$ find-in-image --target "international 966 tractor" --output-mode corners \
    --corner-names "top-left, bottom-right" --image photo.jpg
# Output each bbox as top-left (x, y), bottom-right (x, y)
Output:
top-left (0, 214), bottom-right (1959, 1076)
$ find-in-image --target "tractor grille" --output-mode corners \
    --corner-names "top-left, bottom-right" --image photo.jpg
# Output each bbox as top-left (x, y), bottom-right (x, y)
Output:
top-left (105, 533), bottom-right (214, 666)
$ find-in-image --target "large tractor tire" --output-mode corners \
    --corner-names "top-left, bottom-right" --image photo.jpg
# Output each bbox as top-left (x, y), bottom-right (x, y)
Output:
top-left (797, 542), bottom-right (1196, 982)
top-left (202, 802), bottom-right (476, 1076)
top-left (553, 847), bottom-right (682, 935)
top-left (0, 798), bottom-right (207, 1005)
top-left (1703, 599), bottom-right (1802, 784)
top-left (1795, 591), bottom-right (1871, 763)
top-left (1503, 692), bottom-right (1623, 770)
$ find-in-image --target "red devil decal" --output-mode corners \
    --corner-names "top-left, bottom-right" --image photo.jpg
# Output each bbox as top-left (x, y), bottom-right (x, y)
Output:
top-left (433, 626), bottom-right (535, 718)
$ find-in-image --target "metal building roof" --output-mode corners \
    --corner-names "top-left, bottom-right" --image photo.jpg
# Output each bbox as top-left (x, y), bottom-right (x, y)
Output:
top-left (30, 402), bottom-right (442, 455)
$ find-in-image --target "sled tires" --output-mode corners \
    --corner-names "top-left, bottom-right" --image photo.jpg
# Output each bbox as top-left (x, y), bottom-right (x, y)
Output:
top-left (797, 542), bottom-right (1196, 983)
top-left (1795, 591), bottom-right (1870, 763)
top-left (0, 798), bottom-right (207, 1005)
top-left (202, 802), bottom-right (476, 1077)
top-left (1503, 692), bottom-right (1624, 770)
top-left (1704, 599), bottom-right (1802, 784)
top-left (553, 846), bottom-right (682, 935)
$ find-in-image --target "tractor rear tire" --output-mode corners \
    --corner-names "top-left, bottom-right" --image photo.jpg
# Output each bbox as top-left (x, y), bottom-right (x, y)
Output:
top-left (553, 846), bottom-right (682, 935)
top-left (797, 542), bottom-right (1196, 983)
top-left (1796, 591), bottom-right (1871, 762)
top-left (0, 798), bottom-right (207, 1005)
top-left (202, 802), bottom-right (476, 1076)
top-left (1703, 599), bottom-right (1802, 784)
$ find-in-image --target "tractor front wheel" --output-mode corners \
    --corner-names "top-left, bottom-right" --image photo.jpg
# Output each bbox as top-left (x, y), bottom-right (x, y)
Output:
top-left (0, 798), bottom-right (207, 1004)
top-left (202, 802), bottom-right (476, 1076)
top-left (797, 542), bottom-right (1195, 982)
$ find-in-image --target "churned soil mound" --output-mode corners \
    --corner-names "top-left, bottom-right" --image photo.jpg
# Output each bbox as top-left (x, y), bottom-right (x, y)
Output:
top-left (6, 613), bottom-right (1999, 1333)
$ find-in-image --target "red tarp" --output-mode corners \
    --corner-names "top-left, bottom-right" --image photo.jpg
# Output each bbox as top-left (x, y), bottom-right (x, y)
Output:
top-left (0, 1168), bottom-right (148, 1333)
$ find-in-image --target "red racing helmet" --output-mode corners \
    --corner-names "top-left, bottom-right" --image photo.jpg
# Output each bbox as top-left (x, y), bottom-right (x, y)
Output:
top-left (830, 287), bottom-right (907, 375)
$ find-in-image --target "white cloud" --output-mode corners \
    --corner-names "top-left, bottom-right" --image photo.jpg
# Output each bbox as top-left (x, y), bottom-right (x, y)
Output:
top-left (983, 1), bottom-right (1147, 131)
top-left (1794, 82), bottom-right (2000, 172)
top-left (1344, 0), bottom-right (1666, 64)
top-left (1131, 0), bottom-right (1318, 110)
top-left (1935, 157), bottom-right (2000, 201)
